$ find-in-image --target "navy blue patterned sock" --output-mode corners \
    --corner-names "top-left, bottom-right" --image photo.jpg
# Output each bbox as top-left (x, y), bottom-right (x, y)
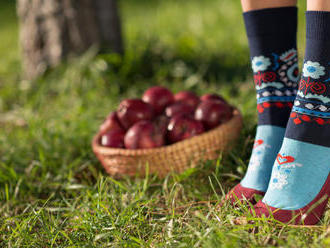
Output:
top-left (286, 11), bottom-right (330, 145)
top-left (244, 7), bottom-right (298, 127)
top-left (229, 7), bottom-right (299, 203)
top-left (257, 11), bottom-right (330, 225)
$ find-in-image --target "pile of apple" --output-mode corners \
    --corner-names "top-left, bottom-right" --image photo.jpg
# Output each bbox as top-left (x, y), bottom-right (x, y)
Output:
top-left (99, 86), bottom-right (233, 149)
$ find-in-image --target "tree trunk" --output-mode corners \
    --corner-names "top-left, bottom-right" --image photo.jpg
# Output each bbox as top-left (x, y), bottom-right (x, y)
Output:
top-left (17, 0), bottom-right (123, 80)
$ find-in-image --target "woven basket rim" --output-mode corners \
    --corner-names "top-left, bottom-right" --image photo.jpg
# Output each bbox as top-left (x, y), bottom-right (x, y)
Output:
top-left (92, 108), bottom-right (242, 156)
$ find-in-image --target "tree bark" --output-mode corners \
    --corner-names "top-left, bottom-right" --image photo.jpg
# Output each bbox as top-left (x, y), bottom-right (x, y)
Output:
top-left (17, 0), bottom-right (123, 80)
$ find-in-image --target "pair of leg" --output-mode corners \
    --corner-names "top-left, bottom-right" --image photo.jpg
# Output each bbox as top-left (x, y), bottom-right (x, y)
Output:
top-left (228, 0), bottom-right (330, 225)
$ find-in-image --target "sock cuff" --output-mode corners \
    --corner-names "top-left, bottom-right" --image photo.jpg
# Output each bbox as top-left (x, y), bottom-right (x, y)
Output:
top-left (243, 7), bottom-right (297, 38)
top-left (306, 11), bottom-right (330, 40)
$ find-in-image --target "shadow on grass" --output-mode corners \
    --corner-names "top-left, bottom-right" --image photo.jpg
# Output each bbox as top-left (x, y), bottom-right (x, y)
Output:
top-left (99, 38), bottom-right (250, 89)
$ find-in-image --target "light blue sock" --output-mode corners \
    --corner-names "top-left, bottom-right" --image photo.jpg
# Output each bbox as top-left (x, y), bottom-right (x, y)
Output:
top-left (241, 125), bottom-right (286, 192)
top-left (262, 138), bottom-right (330, 210)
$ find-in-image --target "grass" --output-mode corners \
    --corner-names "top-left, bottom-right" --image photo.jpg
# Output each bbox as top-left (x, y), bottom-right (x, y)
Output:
top-left (0, 0), bottom-right (329, 246)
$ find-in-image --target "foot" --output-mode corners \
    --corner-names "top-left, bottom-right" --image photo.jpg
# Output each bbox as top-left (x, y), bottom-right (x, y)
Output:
top-left (225, 7), bottom-right (299, 206)
top-left (253, 12), bottom-right (330, 224)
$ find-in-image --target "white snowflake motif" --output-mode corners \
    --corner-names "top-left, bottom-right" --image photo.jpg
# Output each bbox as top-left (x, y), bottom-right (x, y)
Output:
top-left (269, 171), bottom-right (288, 190)
top-left (248, 154), bottom-right (261, 172)
top-left (252, 56), bottom-right (271, 73)
top-left (303, 61), bottom-right (325, 79)
top-left (248, 140), bottom-right (271, 171)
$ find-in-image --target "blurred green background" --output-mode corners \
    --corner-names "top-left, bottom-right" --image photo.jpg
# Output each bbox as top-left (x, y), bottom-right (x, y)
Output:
top-left (0, 0), bottom-right (308, 90)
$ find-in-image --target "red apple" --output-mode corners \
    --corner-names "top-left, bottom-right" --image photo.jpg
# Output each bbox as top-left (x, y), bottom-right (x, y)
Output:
top-left (101, 129), bottom-right (126, 148)
top-left (124, 121), bottom-right (165, 149)
top-left (153, 115), bottom-right (169, 136)
top-left (99, 112), bottom-right (125, 135)
top-left (200, 93), bottom-right (227, 103)
top-left (142, 86), bottom-right (174, 114)
top-left (167, 115), bottom-right (204, 143)
top-left (165, 101), bottom-right (195, 118)
top-left (117, 99), bottom-right (154, 129)
top-left (195, 100), bottom-right (232, 130)
top-left (174, 91), bottom-right (200, 108)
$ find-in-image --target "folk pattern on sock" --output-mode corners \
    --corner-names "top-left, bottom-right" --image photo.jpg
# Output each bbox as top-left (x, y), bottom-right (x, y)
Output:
top-left (253, 49), bottom-right (299, 127)
top-left (268, 153), bottom-right (303, 190)
top-left (285, 11), bottom-right (330, 147)
top-left (241, 125), bottom-right (286, 192)
top-left (248, 139), bottom-right (271, 172)
top-left (286, 59), bottom-right (330, 147)
top-left (262, 137), bottom-right (330, 210)
top-left (290, 60), bottom-right (330, 124)
top-left (254, 49), bottom-right (298, 102)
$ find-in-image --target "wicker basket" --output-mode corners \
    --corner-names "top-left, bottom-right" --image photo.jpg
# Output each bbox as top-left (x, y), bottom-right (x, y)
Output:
top-left (92, 109), bottom-right (243, 178)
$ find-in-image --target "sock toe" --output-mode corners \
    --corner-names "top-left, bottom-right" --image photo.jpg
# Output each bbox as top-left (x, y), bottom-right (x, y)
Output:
top-left (252, 173), bottom-right (330, 225)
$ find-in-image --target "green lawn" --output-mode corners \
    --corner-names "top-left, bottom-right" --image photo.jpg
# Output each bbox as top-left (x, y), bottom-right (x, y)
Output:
top-left (0, 0), bottom-right (329, 247)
